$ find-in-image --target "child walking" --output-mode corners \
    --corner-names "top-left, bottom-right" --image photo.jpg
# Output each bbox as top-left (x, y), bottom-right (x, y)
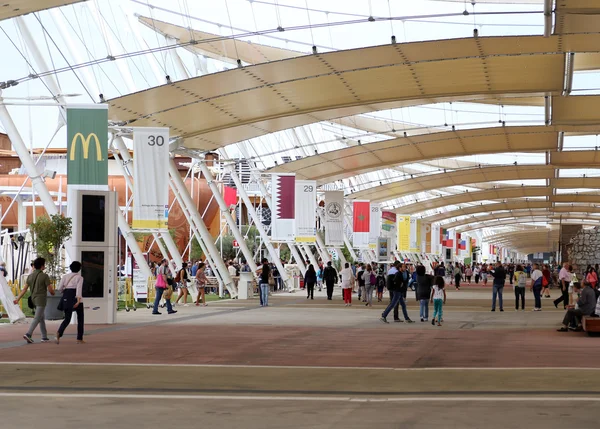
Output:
top-left (431, 276), bottom-right (447, 327)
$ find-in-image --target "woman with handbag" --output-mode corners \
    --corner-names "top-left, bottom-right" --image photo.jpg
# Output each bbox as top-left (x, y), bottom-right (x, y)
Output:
top-left (153, 259), bottom-right (176, 315)
top-left (56, 261), bottom-right (85, 344)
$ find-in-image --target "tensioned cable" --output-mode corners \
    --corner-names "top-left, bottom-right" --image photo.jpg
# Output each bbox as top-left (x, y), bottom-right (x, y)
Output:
top-left (224, 0), bottom-right (241, 62)
top-left (146, 0), bottom-right (169, 75)
top-left (7, 9), bottom-right (547, 85)
top-left (304, 0), bottom-right (316, 48)
top-left (64, 7), bottom-right (122, 96)
top-left (34, 13), bottom-right (95, 102)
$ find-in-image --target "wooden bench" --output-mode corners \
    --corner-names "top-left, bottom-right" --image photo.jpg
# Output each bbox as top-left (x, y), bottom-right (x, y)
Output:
top-left (582, 316), bottom-right (600, 335)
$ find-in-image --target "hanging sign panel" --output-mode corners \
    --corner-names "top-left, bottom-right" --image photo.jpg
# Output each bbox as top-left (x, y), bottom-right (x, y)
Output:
top-left (132, 127), bottom-right (170, 229)
top-left (369, 203), bottom-right (380, 249)
top-left (271, 173), bottom-right (296, 241)
top-left (295, 180), bottom-right (317, 243)
top-left (398, 215), bottom-right (410, 251)
top-left (353, 200), bottom-right (370, 248)
top-left (67, 105), bottom-right (108, 186)
top-left (324, 191), bottom-right (344, 246)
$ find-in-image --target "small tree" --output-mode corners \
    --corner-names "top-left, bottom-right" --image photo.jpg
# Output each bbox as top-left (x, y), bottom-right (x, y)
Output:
top-left (29, 214), bottom-right (73, 282)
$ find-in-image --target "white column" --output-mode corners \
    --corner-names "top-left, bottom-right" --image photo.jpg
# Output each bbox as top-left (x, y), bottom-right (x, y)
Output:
top-left (227, 164), bottom-right (292, 290)
top-left (161, 231), bottom-right (184, 269)
top-left (166, 36), bottom-right (191, 80)
top-left (169, 158), bottom-right (236, 296)
top-left (289, 243), bottom-right (306, 273)
top-left (117, 212), bottom-right (153, 280)
top-left (302, 243), bottom-right (319, 269)
top-left (198, 162), bottom-right (258, 273)
top-left (151, 232), bottom-right (176, 276)
top-left (315, 233), bottom-right (331, 263)
top-left (0, 93), bottom-right (59, 219)
top-left (335, 247), bottom-right (347, 266)
top-left (17, 198), bottom-right (26, 232)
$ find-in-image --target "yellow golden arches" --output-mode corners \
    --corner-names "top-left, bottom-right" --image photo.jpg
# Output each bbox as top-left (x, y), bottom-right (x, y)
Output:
top-left (69, 133), bottom-right (103, 162)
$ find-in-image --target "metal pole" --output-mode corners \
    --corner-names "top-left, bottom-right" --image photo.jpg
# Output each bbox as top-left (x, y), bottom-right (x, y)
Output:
top-left (117, 211), bottom-right (153, 280)
top-left (226, 164), bottom-right (292, 290)
top-left (315, 233), bottom-right (331, 263)
top-left (289, 243), bottom-right (306, 273)
top-left (302, 243), bottom-right (319, 269)
top-left (198, 161), bottom-right (258, 273)
top-left (169, 158), bottom-right (236, 296)
top-left (152, 232), bottom-right (177, 276)
top-left (335, 247), bottom-right (347, 266)
top-left (161, 231), bottom-right (184, 269)
top-left (0, 92), bottom-right (59, 219)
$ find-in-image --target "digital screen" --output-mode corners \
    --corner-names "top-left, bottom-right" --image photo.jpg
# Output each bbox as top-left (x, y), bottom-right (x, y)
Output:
top-left (81, 195), bottom-right (105, 242)
top-left (82, 251), bottom-right (104, 298)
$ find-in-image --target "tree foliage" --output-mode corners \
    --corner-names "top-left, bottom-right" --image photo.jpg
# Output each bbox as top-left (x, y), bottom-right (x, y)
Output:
top-left (29, 214), bottom-right (73, 281)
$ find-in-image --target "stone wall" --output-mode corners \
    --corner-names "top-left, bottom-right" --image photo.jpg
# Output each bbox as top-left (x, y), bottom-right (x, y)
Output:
top-left (568, 227), bottom-right (600, 275)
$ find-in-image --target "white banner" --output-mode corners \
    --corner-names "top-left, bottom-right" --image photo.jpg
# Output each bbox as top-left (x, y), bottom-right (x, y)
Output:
top-left (133, 127), bottom-right (169, 229)
top-left (295, 180), bottom-right (316, 243)
top-left (369, 203), bottom-right (380, 249)
top-left (324, 191), bottom-right (344, 246)
top-left (271, 173), bottom-right (296, 241)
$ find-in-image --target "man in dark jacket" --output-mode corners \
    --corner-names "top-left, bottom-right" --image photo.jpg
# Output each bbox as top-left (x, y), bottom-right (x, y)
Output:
top-left (491, 262), bottom-right (506, 312)
top-left (415, 265), bottom-right (433, 322)
top-left (381, 262), bottom-right (414, 323)
top-left (323, 261), bottom-right (338, 300)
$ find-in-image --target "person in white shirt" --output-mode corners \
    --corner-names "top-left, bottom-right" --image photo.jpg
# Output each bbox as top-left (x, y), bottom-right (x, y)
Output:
top-left (340, 263), bottom-right (355, 306)
top-left (228, 261), bottom-right (237, 277)
top-left (530, 263), bottom-right (543, 311)
top-left (554, 263), bottom-right (572, 309)
top-left (56, 261), bottom-right (85, 344)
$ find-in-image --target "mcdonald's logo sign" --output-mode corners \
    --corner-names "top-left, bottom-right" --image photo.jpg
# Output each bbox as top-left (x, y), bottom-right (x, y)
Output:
top-left (66, 106), bottom-right (108, 186)
top-left (69, 133), bottom-right (103, 162)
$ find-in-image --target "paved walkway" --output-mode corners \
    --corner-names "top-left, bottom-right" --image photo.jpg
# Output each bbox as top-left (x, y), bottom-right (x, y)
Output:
top-left (0, 287), bottom-right (597, 429)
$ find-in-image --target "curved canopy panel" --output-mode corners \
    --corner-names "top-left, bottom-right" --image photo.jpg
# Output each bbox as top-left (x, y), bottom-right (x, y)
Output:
top-left (446, 210), bottom-right (600, 229)
top-left (555, 0), bottom-right (600, 34)
top-left (138, 16), bottom-right (305, 65)
top-left (351, 165), bottom-right (555, 202)
top-left (268, 125), bottom-right (600, 182)
top-left (0, 0), bottom-right (84, 21)
top-left (426, 200), bottom-right (552, 223)
top-left (550, 177), bottom-right (600, 188)
top-left (553, 95), bottom-right (600, 125)
top-left (108, 34), bottom-right (600, 150)
top-left (394, 186), bottom-right (552, 215)
top-left (458, 218), bottom-right (600, 233)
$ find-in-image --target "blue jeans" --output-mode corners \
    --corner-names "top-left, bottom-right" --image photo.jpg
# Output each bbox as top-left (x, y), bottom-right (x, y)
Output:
top-left (492, 284), bottom-right (504, 310)
top-left (419, 299), bottom-right (429, 320)
top-left (260, 283), bottom-right (270, 306)
top-left (382, 290), bottom-right (410, 320)
top-left (153, 287), bottom-right (173, 313)
top-left (433, 298), bottom-right (443, 322)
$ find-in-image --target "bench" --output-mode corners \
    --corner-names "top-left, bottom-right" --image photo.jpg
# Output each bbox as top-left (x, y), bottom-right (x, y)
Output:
top-left (582, 316), bottom-right (600, 336)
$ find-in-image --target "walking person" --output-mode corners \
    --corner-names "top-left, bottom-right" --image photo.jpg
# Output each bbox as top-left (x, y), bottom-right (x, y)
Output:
top-left (490, 261), bottom-right (506, 311)
top-left (304, 264), bottom-right (317, 300)
top-left (541, 264), bottom-right (553, 298)
top-left (482, 264), bottom-right (489, 286)
top-left (175, 262), bottom-right (191, 306)
top-left (554, 262), bottom-right (572, 309)
top-left (513, 264), bottom-right (527, 311)
top-left (415, 265), bottom-right (433, 322)
top-left (473, 264), bottom-right (480, 284)
top-left (322, 261), bottom-right (338, 301)
top-left (530, 263), bottom-right (544, 311)
top-left (585, 266), bottom-right (598, 290)
top-left (56, 261), bottom-right (85, 344)
top-left (13, 257), bottom-right (55, 343)
top-left (465, 265), bottom-right (472, 284)
top-left (340, 263), bottom-right (355, 306)
top-left (316, 265), bottom-right (323, 292)
top-left (431, 276), bottom-right (447, 326)
top-left (376, 268), bottom-right (385, 302)
top-left (363, 264), bottom-right (376, 307)
top-left (256, 258), bottom-right (271, 307)
top-left (195, 263), bottom-right (208, 306)
top-left (153, 259), bottom-right (176, 315)
top-left (356, 263), bottom-right (365, 302)
top-left (453, 263), bottom-right (462, 290)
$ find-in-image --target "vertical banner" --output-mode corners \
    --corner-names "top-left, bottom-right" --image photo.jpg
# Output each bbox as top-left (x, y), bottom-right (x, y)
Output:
top-left (369, 203), bottom-right (380, 249)
top-left (352, 200), bottom-right (370, 248)
top-left (377, 237), bottom-right (392, 261)
top-left (132, 127), bottom-right (170, 229)
top-left (431, 223), bottom-right (440, 255)
top-left (381, 211), bottom-right (397, 251)
top-left (421, 222), bottom-right (432, 253)
top-left (271, 174), bottom-right (296, 241)
top-left (295, 180), bottom-right (317, 243)
top-left (324, 191), bottom-right (344, 246)
top-left (67, 105), bottom-right (108, 186)
top-left (398, 215), bottom-right (410, 251)
top-left (223, 186), bottom-right (237, 207)
top-left (409, 217), bottom-right (421, 252)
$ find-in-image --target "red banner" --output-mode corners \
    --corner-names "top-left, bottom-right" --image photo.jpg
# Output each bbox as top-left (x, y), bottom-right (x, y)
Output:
top-left (353, 201), bottom-right (370, 232)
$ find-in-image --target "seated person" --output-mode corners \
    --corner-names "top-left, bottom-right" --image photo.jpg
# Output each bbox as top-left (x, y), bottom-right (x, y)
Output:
top-left (557, 281), bottom-right (597, 332)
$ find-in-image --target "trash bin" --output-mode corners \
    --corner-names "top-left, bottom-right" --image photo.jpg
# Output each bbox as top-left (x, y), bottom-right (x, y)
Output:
top-left (238, 272), bottom-right (253, 300)
top-left (45, 292), bottom-right (64, 321)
